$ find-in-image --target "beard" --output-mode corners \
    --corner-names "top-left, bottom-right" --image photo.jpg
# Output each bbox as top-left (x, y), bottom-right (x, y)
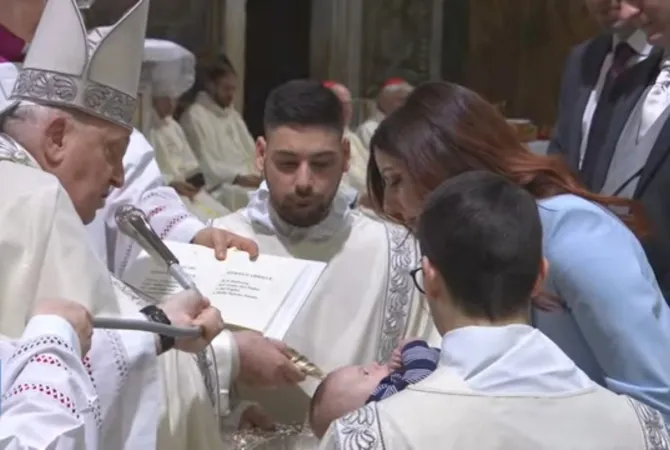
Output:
top-left (267, 182), bottom-right (340, 228)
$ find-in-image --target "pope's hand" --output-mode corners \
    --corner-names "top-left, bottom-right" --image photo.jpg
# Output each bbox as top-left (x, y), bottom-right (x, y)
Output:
top-left (234, 330), bottom-right (306, 388)
top-left (33, 299), bottom-right (93, 356)
top-left (192, 227), bottom-right (259, 261)
top-left (159, 289), bottom-right (224, 353)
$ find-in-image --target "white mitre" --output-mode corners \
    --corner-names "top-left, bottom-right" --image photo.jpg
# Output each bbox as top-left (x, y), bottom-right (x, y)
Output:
top-left (1, 0), bottom-right (149, 130)
top-left (142, 39), bottom-right (196, 98)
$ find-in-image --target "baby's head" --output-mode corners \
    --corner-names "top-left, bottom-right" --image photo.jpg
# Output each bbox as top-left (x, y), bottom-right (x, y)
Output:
top-left (309, 362), bottom-right (391, 438)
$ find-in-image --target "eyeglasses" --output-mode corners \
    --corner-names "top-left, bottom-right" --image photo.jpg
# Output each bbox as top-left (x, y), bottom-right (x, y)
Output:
top-left (409, 267), bottom-right (425, 294)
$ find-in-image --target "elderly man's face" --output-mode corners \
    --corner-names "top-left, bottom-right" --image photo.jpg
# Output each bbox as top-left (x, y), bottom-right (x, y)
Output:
top-left (629, 0), bottom-right (670, 46)
top-left (44, 111), bottom-right (129, 223)
top-left (585, 0), bottom-right (641, 30)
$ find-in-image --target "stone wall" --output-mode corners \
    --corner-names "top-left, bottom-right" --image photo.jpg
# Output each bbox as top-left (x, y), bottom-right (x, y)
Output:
top-left (444, 0), bottom-right (598, 127)
top-left (360, 0), bottom-right (442, 97)
top-left (310, 0), bottom-right (443, 99)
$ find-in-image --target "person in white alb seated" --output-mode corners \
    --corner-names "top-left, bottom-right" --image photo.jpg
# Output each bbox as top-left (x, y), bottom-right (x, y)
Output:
top-left (356, 78), bottom-right (413, 149)
top-left (144, 38), bottom-right (231, 223)
top-left (0, 1), bottom-right (304, 448)
top-left (180, 57), bottom-right (262, 212)
top-left (320, 171), bottom-right (670, 450)
top-left (212, 79), bottom-right (438, 427)
top-left (84, 30), bottom-right (253, 279)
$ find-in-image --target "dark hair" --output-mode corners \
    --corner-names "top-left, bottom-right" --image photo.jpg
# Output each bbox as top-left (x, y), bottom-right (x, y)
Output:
top-left (263, 79), bottom-right (344, 134)
top-left (368, 81), bottom-right (648, 237)
top-left (202, 57), bottom-right (237, 85)
top-left (417, 171), bottom-right (542, 319)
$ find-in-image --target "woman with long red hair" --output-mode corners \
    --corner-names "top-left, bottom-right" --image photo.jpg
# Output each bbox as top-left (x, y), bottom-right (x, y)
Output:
top-left (367, 81), bottom-right (670, 420)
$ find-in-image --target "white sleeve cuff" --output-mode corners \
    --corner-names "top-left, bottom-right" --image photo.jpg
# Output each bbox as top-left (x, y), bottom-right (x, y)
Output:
top-left (170, 215), bottom-right (206, 243)
top-left (211, 330), bottom-right (240, 415)
top-left (22, 315), bottom-right (81, 358)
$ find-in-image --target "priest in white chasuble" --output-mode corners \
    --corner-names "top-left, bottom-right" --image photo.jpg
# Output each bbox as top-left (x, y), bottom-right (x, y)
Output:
top-left (144, 39), bottom-right (230, 223)
top-left (321, 172), bottom-right (669, 449)
top-left (212, 79), bottom-right (439, 427)
top-left (356, 78), bottom-right (413, 149)
top-left (180, 57), bottom-right (262, 212)
top-left (323, 81), bottom-right (369, 196)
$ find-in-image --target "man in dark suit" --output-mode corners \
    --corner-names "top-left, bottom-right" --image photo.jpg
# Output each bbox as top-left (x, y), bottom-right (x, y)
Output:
top-left (549, 0), bottom-right (670, 295)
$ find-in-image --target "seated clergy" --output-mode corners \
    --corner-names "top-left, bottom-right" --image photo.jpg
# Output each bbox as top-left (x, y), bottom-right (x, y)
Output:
top-left (0, 2), bottom-right (303, 449)
top-left (85, 30), bottom-right (252, 279)
top-left (145, 38), bottom-right (230, 222)
top-left (181, 56), bottom-right (261, 212)
top-left (212, 79), bottom-right (439, 425)
top-left (319, 171), bottom-right (670, 449)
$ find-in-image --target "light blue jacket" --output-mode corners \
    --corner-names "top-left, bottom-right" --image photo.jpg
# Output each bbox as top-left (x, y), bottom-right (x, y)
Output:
top-left (534, 194), bottom-right (670, 420)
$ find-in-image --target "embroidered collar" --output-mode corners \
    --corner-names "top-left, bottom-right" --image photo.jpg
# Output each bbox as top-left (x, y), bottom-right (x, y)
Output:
top-left (246, 181), bottom-right (353, 243)
top-left (0, 133), bottom-right (40, 169)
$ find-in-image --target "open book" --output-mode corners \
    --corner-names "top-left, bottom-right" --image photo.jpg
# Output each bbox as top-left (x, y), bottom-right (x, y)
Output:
top-left (122, 241), bottom-right (327, 340)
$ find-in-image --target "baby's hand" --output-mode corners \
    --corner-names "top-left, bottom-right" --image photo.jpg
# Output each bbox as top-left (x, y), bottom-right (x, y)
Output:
top-left (389, 337), bottom-right (421, 371)
top-left (389, 347), bottom-right (403, 371)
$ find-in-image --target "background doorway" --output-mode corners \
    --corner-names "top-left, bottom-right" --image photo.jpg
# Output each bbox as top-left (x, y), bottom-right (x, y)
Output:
top-left (243, 0), bottom-right (312, 138)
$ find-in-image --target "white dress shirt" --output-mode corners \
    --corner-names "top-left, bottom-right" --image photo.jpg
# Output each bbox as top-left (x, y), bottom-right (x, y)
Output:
top-left (579, 30), bottom-right (653, 168)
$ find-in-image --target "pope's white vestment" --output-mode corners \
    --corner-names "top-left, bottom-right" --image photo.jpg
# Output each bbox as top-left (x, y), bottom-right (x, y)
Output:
top-left (87, 129), bottom-right (207, 278)
top-left (212, 184), bottom-right (439, 424)
top-left (180, 92), bottom-right (258, 212)
top-left (320, 325), bottom-right (670, 450)
top-left (0, 315), bottom-right (100, 449)
top-left (0, 142), bottom-right (119, 333)
top-left (0, 136), bottom-right (239, 449)
top-left (149, 113), bottom-right (230, 221)
top-left (0, 136), bottom-right (162, 448)
top-left (342, 128), bottom-right (369, 194)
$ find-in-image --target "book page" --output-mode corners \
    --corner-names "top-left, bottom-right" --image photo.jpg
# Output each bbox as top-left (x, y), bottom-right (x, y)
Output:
top-left (206, 251), bottom-right (310, 333)
top-left (123, 244), bottom-right (213, 299)
top-left (122, 241), bottom-right (326, 337)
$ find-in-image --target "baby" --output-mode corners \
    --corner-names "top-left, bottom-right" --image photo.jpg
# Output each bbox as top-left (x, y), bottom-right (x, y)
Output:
top-left (309, 339), bottom-right (440, 438)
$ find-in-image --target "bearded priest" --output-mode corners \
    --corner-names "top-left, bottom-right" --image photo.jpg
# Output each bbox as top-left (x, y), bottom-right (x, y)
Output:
top-left (212, 80), bottom-right (439, 428)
